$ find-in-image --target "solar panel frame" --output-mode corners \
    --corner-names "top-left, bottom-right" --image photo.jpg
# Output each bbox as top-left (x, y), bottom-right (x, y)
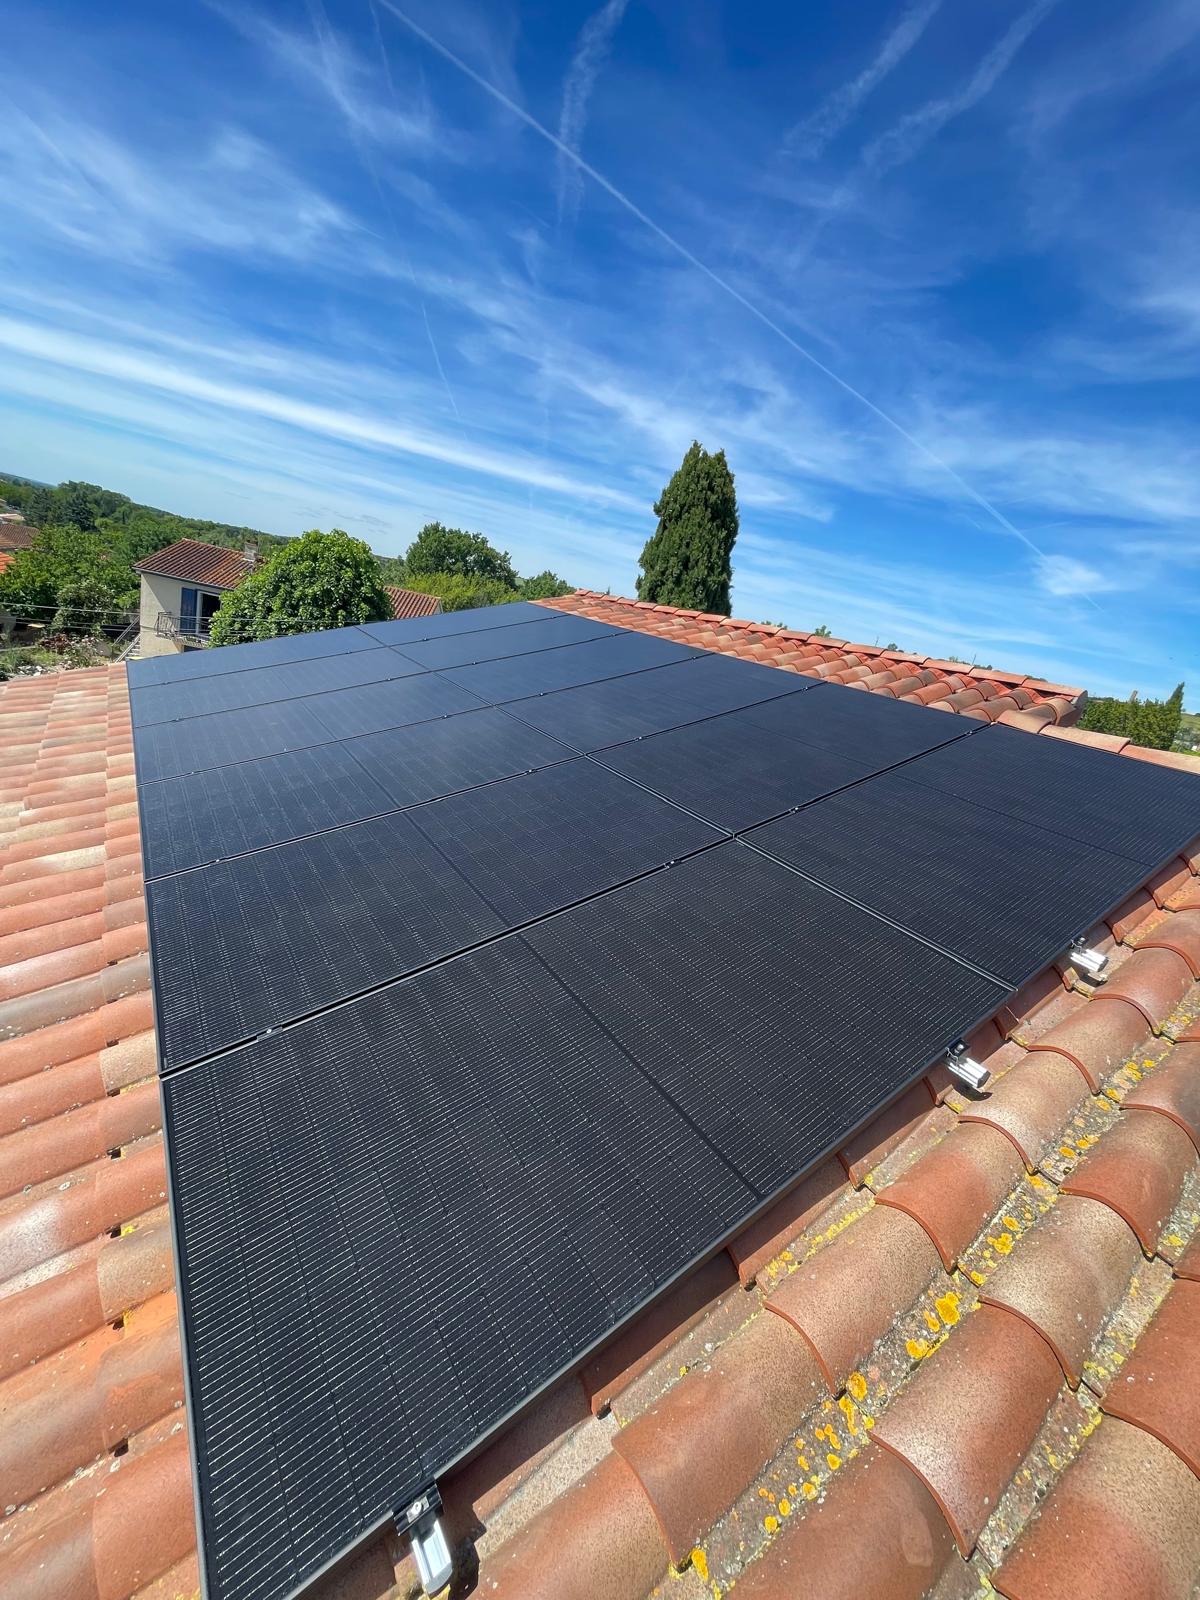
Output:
top-left (162, 842), bottom-right (1009, 1600)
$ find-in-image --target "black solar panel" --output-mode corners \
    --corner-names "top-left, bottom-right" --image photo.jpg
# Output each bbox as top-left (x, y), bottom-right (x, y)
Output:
top-left (138, 742), bottom-right (400, 879)
top-left (129, 648), bottom-right (422, 727)
top-left (741, 680), bottom-right (975, 767)
top-left (126, 624), bottom-right (381, 687)
top-left (133, 615), bottom-right (1200, 1600)
top-left (441, 632), bottom-right (701, 704)
top-left (133, 698), bottom-right (333, 783)
top-left (164, 843), bottom-right (1006, 1600)
top-left (150, 761), bottom-right (719, 1069)
top-left (396, 614), bottom-right (619, 670)
top-left (898, 722), bottom-right (1200, 868)
top-left (746, 769), bottom-right (1152, 985)
top-left (508, 653), bottom-right (815, 751)
top-left (601, 704), bottom-right (883, 831)
top-left (306, 674), bottom-right (486, 740)
top-left (358, 599), bottom-right (555, 644)
top-left (350, 707), bottom-right (575, 809)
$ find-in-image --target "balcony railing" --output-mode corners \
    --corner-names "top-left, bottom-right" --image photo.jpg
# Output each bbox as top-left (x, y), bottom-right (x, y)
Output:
top-left (155, 611), bottom-right (211, 647)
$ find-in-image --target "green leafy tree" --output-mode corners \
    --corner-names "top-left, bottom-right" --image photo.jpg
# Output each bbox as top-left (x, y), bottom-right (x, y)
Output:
top-left (403, 573), bottom-right (524, 612)
top-left (637, 442), bottom-right (739, 615)
top-left (405, 523), bottom-right (518, 587)
top-left (520, 570), bottom-right (573, 600)
top-left (0, 523), bottom-right (135, 621)
top-left (209, 529), bottom-right (391, 645)
top-left (813, 623), bottom-right (832, 637)
top-left (1079, 682), bottom-right (1186, 751)
top-left (52, 575), bottom-right (129, 634)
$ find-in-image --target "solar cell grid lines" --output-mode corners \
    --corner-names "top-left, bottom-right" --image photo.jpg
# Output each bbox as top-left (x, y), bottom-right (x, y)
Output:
top-left (130, 605), bottom-right (1200, 1600)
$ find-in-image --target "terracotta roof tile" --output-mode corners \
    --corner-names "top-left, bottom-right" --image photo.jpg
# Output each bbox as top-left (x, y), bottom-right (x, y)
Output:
top-left (871, 1304), bottom-right (1065, 1555)
top-left (1026, 998), bottom-right (1152, 1090)
top-left (1123, 1043), bottom-right (1200, 1155)
top-left (993, 1416), bottom-right (1200, 1600)
top-left (731, 1443), bottom-right (955, 1600)
top-left (725, 1157), bottom-right (850, 1287)
top-left (765, 1204), bottom-right (943, 1392)
top-left (132, 538), bottom-right (250, 589)
top-left (383, 584), bottom-right (443, 620)
top-left (1138, 909), bottom-right (1200, 977)
top-left (543, 592), bottom-right (1085, 722)
top-left (1101, 1279), bottom-right (1200, 1476)
top-left (612, 1313), bottom-right (825, 1563)
top-left (1060, 1114), bottom-right (1196, 1255)
top-left (836, 1080), bottom-right (937, 1187)
top-left (1089, 948), bottom-right (1193, 1033)
top-left (874, 1122), bottom-right (1024, 1269)
top-left (960, 1051), bottom-right (1091, 1171)
top-left (979, 1195), bottom-right (1141, 1386)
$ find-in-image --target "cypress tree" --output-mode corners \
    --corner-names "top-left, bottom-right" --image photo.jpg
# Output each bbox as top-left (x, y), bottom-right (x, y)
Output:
top-left (637, 441), bottom-right (739, 615)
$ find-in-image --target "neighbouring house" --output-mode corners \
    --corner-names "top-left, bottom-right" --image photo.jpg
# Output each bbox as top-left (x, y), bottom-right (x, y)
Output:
top-left (133, 537), bottom-right (442, 657)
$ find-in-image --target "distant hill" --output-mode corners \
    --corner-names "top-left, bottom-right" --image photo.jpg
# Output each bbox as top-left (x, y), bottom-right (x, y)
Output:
top-left (0, 473), bottom-right (290, 565)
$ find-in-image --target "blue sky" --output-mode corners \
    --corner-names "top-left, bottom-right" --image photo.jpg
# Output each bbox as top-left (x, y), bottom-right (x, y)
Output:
top-left (2, 0), bottom-right (1197, 697)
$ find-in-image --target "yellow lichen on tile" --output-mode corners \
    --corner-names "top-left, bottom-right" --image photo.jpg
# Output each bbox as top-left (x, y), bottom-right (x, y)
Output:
top-left (763, 1515), bottom-right (779, 1534)
top-left (906, 1337), bottom-right (931, 1360)
top-left (778, 1497), bottom-right (792, 1517)
top-left (990, 1232), bottom-right (1014, 1255)
top-left (802, 1482), bottom-right (818, 1500)
top-left (935, 1290), bottom-right (960, 1325)
top-left (690, 1549), bottom-right (709, 1582)
top-left (826, 1452), bottom-right (842, 1471)
top-left (846, 1370), bottom-right (867, 1402)
top-left (924, 1308), bottom-right (940, 1333)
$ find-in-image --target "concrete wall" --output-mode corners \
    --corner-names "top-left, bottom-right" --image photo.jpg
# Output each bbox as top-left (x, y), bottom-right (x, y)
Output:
top-left (138, 572), bottom-right (185, 658)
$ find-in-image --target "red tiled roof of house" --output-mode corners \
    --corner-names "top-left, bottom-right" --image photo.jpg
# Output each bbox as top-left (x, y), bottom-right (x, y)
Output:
top-left (385, 584), bottom-right (443, 619)
top-left (133, 538), bottom-right (252, 590)
top-left (0, 551), bottom-right (13, 575)
top-left (1, 645), bottom-right (1198, 1600)
top-left (541, 588), bottom-right (1089, 731)
top-left (0, 525), bottom-right (35, 553)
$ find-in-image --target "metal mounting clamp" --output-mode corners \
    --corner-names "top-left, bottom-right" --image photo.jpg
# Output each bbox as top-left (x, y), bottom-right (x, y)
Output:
top-left (945, 1040), bottom-right (990, 1092)
top-left (1068, 937), bottom-right (1109, 980)
top-left (395, 1484), bottom-right (452, 1595)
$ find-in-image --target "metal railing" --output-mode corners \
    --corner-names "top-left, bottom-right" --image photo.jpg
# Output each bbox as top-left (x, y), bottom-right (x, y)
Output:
top-left (155, 611), bottom-right (211, 646)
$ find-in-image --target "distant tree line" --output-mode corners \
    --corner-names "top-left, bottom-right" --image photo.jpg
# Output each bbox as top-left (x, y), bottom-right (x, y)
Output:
top-left (380, 522), bottom-right (573, 611)
top-left (1080, 682), bottom-right (1185, 752)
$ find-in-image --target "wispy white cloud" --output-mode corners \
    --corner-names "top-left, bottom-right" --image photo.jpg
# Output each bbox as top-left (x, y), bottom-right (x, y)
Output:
top-left (555, 0), bottom-right (630, 225)
top-left (784, 0), bottom-right (943, 159)
top-left (863, 0), bottom-right (1058, 174)
top-left (0, 313), bottom-right (644, 511)
top-left (0, 103), bottom-right (357, 268)
top-left (1034, 555), bottom-right (1124, 599)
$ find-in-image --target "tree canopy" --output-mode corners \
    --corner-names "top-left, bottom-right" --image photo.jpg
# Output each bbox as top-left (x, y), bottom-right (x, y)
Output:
top-left (209, 529), bottom-right (392, 645)
top-left (404, 523), bottom-right (518, 588)
top-left (0, 522), bottom-right (138, 622)
top-left (1080, 682), bottom-right (1185, 751)
top-left (637, 441), bottom-right (739, 615)
top-left (402, 573), bottom-right (524, 612)
top-left (519, 570), bottom-right (574, 600)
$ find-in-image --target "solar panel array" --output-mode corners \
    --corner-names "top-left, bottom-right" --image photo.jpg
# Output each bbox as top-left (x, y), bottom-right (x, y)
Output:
top-left (129, 606), bottom-right (1200, 1600)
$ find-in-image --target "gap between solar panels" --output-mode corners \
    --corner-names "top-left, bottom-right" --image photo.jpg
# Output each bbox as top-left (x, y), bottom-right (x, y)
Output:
top-left (130, 607), bottom-right (1200, 1600)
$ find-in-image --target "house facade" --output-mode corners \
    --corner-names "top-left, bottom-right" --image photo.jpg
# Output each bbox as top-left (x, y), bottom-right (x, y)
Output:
top-left (134, 540), bottom-right (255, 657)
top-left (134, 537), bottom-right (442, 657)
